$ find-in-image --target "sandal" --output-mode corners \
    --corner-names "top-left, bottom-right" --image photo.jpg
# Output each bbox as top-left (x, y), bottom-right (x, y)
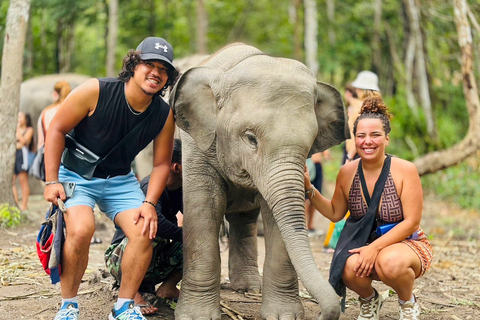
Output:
top-left (134, 292), bottom-right (159, 315)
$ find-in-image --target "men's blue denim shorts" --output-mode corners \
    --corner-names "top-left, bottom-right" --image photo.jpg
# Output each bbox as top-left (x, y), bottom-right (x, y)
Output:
top-left (58, 165), bottom-right (144, 221)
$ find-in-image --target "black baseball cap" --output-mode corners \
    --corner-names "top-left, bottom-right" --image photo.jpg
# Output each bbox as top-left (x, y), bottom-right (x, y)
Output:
top-left (136, 37), bottom-right (176, 71)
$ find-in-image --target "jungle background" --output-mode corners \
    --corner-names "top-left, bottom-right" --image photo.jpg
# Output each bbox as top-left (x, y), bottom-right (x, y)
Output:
top-left (1, 0), bottom-right (480, 209)
top-left (0, 0), bottom-right (479, 319)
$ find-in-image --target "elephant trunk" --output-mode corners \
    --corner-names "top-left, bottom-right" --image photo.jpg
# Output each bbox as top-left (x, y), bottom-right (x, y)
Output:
top-left (261, 162), bottom-right (341, 320)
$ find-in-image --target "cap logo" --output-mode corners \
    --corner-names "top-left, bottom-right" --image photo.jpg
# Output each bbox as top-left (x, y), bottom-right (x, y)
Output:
top-left (155, 43), bottom-right (168, 52)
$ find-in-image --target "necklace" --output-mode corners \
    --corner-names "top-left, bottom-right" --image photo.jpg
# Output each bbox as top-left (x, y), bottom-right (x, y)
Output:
top-left (124, 84), bottom-right (142, 116)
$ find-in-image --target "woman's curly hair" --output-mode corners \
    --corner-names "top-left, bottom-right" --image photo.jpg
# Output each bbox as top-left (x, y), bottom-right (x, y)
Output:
top-left (353, 96), bottom-right (392, 135)
top-left (118, 50), bottom-right (179, 97)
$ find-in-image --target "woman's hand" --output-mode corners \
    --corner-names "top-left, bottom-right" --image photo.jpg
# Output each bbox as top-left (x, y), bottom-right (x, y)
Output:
top-left (304, 164), bottom-right (313, 191)
top-left (349, 244), bottom-right (380, 278)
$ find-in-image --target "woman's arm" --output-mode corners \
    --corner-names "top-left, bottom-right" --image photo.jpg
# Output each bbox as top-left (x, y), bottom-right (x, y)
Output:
top-left (305, 163), bottom-right (351, 222)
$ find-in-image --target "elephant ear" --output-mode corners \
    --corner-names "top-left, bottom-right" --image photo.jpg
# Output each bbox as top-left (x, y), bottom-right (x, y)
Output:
top-left (310, 81), bottom-right (350, 156)
top-left (170, 66), bottom-right (222, 151)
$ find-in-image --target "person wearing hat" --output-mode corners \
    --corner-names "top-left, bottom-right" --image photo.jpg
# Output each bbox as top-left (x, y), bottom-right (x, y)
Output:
top-left (44, 37), bottom-right (178, 320)
top-left (344, 71), bottom-right (381, 164)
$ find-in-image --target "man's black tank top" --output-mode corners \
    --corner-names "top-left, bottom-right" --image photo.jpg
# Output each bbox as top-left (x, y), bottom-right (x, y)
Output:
top-left (72, 78), bottom-right (170, 178)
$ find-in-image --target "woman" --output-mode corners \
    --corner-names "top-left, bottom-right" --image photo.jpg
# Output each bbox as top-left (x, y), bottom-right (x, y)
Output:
top-left (344, 71), bottom-right (382, 164)
top-left (305, 97), bottom-right (433, 320)
top-left (13, 112), bottom-right (35, 211)
top-left (37, 81), bottom-right (72, 150)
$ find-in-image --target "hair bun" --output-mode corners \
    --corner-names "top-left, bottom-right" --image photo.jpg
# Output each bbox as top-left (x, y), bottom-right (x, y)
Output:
top-left (360, 97), bottom-right (391, 119)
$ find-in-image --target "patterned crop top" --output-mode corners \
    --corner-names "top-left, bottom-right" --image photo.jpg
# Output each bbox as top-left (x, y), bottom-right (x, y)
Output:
top-left (348, 170), bottom-right (404, 223)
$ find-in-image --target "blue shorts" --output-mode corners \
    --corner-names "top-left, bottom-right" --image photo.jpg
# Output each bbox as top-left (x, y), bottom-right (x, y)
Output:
top-left (58, 165), bottom-right (144, 222)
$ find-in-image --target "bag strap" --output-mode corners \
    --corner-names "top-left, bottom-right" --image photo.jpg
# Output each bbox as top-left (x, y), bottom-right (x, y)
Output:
top-left (68, 105), bottom-right (154, 164)
top-left (357, 154), bottom-right (391, 218)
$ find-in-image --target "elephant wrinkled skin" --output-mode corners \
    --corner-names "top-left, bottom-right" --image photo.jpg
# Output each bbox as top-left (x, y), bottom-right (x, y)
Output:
top-left (170, 43), bottom-right (349, 320)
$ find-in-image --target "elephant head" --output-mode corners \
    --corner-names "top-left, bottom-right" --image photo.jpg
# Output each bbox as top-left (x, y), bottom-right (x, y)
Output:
top-left (170, 43), bottom-right (347, 319)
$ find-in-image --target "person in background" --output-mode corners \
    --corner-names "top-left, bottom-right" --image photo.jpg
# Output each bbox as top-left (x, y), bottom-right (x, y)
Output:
top-left (44, 36), bottom-right (178, 320)
top-left (304, 97), bottom-right (433, 320)
top-left (13, 112), bottom-right (35, 211)
top-left (36, 81), bottom-right (72, 151)
top-left (305, 150), bottom-right (330, 234)
top-left (105, 138), bottom-right (183, 315)
top-left (344, 71), bottom-right (381, 164)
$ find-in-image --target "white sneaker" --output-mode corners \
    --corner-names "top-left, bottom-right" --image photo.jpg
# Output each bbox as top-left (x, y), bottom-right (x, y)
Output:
top-left (399, 299), bottom-right (421, 320)
top-left (357, 289), bottom-right (384, 320)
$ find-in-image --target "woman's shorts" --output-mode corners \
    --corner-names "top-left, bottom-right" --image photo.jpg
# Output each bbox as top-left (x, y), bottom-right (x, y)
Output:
top-left (402, 229), bottom-right (433, 278)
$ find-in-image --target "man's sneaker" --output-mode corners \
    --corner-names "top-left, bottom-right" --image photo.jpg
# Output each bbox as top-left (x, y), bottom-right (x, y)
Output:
top-left (357, 289), bottom-right (384, 320)
top-left (399, 299), bottom-right (421, 320)
top-left (108, 301), bottom-right (147, 320)
top-left (54, 302), bottom-right (79, 320)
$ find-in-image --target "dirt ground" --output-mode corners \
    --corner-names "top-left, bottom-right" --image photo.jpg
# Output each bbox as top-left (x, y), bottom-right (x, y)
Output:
top-left (0, 188), bottom-right (479, 320)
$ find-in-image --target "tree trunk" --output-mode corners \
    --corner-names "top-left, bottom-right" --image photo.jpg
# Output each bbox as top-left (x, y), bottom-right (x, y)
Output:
top-left (326, 0), bottom-right (336, 46)
top-left (291, 0), bottom-right (302, 62)
top-left (372, 0), bottom-right (382, 78)
top-left (196, 0), bottom-right (208, 54)
top-left (414, 0), bottom-right (480, 175)
top-left (304, 0), bottom-right (318, 76)
top-left (106, 0), bottom-right (118, 77)
top-left (404, 0), bottom-right (436, 138)
top-left (0, 0), bottom-right (31, 205)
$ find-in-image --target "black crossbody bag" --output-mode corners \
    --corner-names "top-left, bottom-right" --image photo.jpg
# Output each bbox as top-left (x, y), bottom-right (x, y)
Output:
top-left (61, 110), bottom-right (152, 180)
top-left (329, 155), bottom-right (391, 310)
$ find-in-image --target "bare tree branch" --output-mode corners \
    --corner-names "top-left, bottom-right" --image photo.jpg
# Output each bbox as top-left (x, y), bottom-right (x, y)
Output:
top-left (414, 0), bottom-right (480, 175)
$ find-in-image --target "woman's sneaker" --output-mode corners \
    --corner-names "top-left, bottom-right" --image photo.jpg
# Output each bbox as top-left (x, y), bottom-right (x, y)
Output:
top-left (399, 298), bottom-right (421, 320)
top-left (108, 301), bottom-right (147, 320)
top-left (54, 302), bottom-right (79, 320)
top-left (357, 289), bottom-right (384, 320)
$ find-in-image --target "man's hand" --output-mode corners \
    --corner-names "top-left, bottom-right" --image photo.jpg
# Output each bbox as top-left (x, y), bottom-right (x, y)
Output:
top-left (44, 183), bottom-right (66, 206)
top-left (133, 204), bottom-right (158, 239)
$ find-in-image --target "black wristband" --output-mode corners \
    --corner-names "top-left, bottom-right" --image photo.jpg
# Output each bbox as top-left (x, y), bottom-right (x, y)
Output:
top-left (143, 200), bottom-right (157, 208)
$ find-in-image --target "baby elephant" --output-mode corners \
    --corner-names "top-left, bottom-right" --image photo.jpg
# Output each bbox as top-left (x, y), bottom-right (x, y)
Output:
top-left (170, 43), bottom-right (348, 320)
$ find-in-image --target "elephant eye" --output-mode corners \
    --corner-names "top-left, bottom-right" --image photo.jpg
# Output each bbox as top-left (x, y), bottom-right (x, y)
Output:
top-left (244, 131), bottom-right (258, 147)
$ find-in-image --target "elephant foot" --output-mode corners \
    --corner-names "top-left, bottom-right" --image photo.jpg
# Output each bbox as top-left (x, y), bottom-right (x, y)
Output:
top-left (175, 301), bottom-right (222, 320)
top-left (175, 289), bottom-right (222, 320)
top-left (260, 296), bottom-right (304, 320)
top-left (230, 273), bottom-right (262, 294)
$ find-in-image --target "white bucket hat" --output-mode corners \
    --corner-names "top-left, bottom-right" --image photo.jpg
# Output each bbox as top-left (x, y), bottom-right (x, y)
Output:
top-left (351, 71), bottom-right (380, 92)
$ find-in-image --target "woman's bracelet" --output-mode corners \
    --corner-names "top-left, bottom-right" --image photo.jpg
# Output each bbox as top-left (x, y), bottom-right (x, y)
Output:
top-left (305, 185), bottom-right (316, 199)
top-left (143, 200), bottom-right (157, 208)
top-left (45, 180), bottom-right (61, 186)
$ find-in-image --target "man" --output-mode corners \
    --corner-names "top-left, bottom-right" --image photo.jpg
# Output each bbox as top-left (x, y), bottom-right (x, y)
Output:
top-left (105, 139), bottom-right (183, 316)
top-left (43, 37), bottom-right (178, 320)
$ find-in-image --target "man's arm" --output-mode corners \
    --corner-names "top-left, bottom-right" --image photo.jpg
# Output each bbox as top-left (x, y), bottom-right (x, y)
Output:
top-left (135, 108), bottom-right (176, 239)
top-left (43, 78), bottom-right (99, 204)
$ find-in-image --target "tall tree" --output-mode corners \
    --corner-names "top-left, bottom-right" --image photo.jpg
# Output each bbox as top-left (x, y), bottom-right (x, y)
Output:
top-left (196, 0), bottom-right (208, 54)
top-left (372, 0), bottom-right (382, 78)
top-left (304, 0), bottom-right (318, 76)
top-left (106, 0), bottom-right (118, 77)
top-left (290, 0), bottom-right (302, 62)
top-left (403, 0), bottom-right (436, 138)
top-left (414, 0), bottom-right (480, 175)
top-left (0, 0), bottom-right (31, 205)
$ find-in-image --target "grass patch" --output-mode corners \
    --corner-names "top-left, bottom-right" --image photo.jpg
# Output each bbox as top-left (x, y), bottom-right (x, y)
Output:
top-left (0, 204), bottom-right (24, 228)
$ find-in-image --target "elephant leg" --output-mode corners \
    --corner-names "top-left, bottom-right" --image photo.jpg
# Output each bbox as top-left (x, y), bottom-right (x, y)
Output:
top-left (225, 210), bottom-right (262, 294)
top-left (175, 173), bottom-right (225, 320)
top-left (260, 204), bottom-right (305, 320)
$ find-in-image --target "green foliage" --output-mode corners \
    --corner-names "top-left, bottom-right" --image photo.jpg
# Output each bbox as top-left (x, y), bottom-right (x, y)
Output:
top-left (0, 204), bottom-right (24, 229)
top-left (421, 159), bottom-right (480, 209)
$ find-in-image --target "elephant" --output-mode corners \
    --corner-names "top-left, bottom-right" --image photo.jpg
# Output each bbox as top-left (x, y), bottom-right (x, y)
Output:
top-left (169, 43), bottom-right (349, 320)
